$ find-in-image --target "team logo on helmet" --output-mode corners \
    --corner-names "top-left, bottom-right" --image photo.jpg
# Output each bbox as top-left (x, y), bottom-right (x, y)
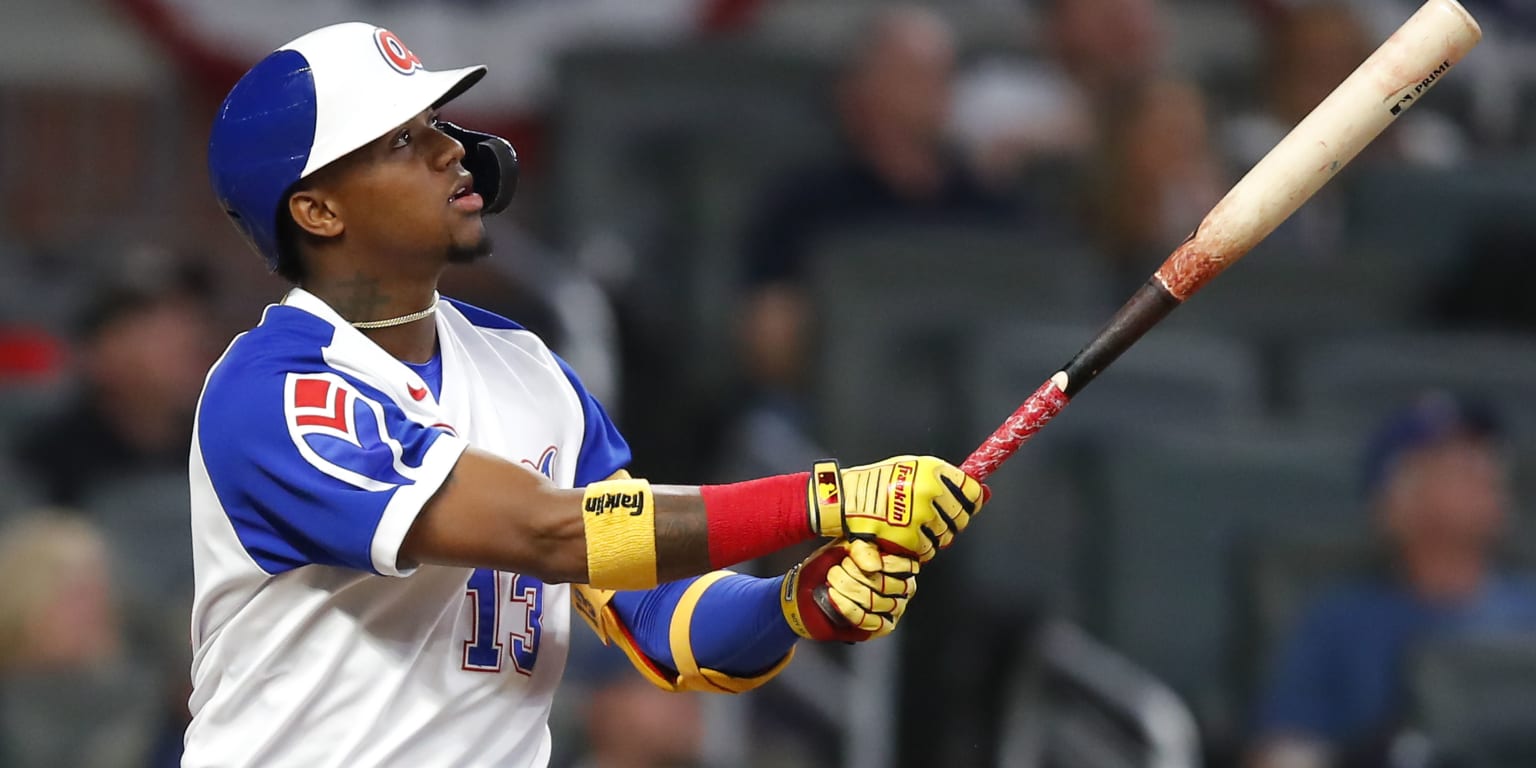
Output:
top-left (374, 28), bottom-right (423, 75)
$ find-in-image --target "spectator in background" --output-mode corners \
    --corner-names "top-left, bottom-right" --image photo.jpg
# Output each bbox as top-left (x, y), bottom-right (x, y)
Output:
top-left (1250, 394), bottom-right (1536, 768)
top-left (11, 261), bottom-right (215, 508)
top-left (730, 5), bottom-right (1014, 476)
top-left (1428, 217), bottom-right (1536, 334)
top-left (561, 632), bottom-right (703, 768)
top-left (1222, 1), bottom-right (1371, 263)
top-left (6, 262), bottom-right (214, 768)
top-left (0, 512), bottom-right (159, 768)
top-left (578, 662), bottom-right (703, 768)
top-left (1087, 76), bottom-right (1226, 284)
top-left (0, 513), bottom-right (118, 673)
top-left (950, 0), bottom-right (1167, 187)
top-left (1255, 0), bottom-right (1533, 145)
top-left (1224, 2), bottom-right (1467, 251)
top-left (1226, 2), bottom-right (1378, 170)
top-left (1234, 0), bottom-right (1469, 169)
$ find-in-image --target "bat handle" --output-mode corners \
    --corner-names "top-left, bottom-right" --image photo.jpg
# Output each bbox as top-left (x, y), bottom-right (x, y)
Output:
top-left (960, 374), bottom-right (1072, 481)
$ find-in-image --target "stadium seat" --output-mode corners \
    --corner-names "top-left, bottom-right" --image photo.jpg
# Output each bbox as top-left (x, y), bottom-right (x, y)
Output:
top-left (0, 454), bottom-right (41, 521)
top-left (807, 229), bottom-right (1114, 618)
top-left (551, 41), bottom-right (842, 411)
top-left (810, 226), bottom-right (1113, 462)
top-left (958, 322), bottom-right (1267, 620)
top-left (0, 662), bottom-right (159, 768)
top-left (998, 620), bottom-right (1201, 768)
top-left (968, 321), bottom-right (1266, 440)
top-left (1408, 632), bottom-right (1536, 768)
top-left (1154, 159), bottom-right (1536, 349)
top-left (0, 379), bottom-right (67, 448)
top-left (954, 448), bottom-right (1090, 620)
top-left (1291, 333), bottom-right (1536, 446)
top-left (1345, 160), bottom-right (1536, 278)
top-left (1092, 425), bottom-right (1361, 720)
top-left (1158, 247), bottom-right (1416, 345)
top-left (551, 43), bottom-right (835, 307)
top-left (83, 471), bottom-right (194, 606)
top-left (0, 379), bottom-right (65, 513)
top-left (552, 42), bottom-right (836, 250)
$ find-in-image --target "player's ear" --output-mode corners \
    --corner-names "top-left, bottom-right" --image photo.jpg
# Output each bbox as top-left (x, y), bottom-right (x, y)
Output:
top-left (288, 188), bottom-right (345, 240)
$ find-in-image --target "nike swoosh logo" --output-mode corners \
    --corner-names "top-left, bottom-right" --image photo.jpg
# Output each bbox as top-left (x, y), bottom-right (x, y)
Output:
top-left (408, 384), bottom-right (428, 401)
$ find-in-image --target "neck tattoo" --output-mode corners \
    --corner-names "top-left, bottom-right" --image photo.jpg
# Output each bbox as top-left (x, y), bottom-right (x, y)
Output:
top-left (351, 295), bottom-right (439, 329)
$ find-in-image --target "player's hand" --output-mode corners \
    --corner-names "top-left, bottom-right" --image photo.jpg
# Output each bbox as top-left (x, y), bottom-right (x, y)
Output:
top-left (781, 539), bottom-right (919, 642)
top-left (806, 456), bottom-right (987, 562)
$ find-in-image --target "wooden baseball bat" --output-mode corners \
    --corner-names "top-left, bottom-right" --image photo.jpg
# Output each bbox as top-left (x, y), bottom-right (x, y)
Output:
top-left (961, 0), bottom-right (1482, 481)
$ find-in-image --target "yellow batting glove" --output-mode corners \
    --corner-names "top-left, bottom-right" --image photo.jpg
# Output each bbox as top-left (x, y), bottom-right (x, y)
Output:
top-left (807, 456), bottom-right (987, 562)
top-left (782, 539), bottom-right (919, 642)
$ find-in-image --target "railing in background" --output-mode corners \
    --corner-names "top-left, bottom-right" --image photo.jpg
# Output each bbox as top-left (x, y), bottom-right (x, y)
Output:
top-left (1000, 620), bottom-right (1202, 768)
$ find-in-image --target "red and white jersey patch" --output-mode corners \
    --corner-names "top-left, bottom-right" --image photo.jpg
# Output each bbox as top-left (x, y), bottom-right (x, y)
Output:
top-left (283, 372), bottom-right (420, 492)
top-left (291, 374), bottom-right (360, 446)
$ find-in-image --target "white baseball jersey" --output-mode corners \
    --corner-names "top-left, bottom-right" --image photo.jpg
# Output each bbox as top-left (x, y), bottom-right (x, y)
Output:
top-left (184, 288), bottom-right (629, 767)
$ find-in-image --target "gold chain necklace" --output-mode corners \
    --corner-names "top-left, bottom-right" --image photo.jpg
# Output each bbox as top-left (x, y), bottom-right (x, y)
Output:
top-left (351, 303), bottom-right (438, 329)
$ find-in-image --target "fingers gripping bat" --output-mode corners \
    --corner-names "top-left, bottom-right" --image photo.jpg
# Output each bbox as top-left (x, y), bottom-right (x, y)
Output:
top-left (961, 0), bottom-right (1483, 481)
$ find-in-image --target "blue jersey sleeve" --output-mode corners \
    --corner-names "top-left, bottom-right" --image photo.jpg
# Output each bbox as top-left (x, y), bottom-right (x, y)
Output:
top-left (553, 354), bottom-right (630, 485)
top-left (198, 360), bottom-right (468, 577)
top-left (610, 575), bottom-right (799, 677)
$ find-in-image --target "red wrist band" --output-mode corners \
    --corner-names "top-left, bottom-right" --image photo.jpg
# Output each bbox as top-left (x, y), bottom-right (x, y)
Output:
top-left (700, 472), bottom-right (815, 569)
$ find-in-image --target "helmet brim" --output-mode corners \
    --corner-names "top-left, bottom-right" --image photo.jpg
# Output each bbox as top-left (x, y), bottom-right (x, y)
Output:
top-left (298, 64), bottom-right (488, 180)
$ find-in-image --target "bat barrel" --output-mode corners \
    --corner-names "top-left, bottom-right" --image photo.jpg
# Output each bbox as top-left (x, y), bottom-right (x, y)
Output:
top-left (1153, 0), bottom-right (1482, 301)
top-left (960, 0), bottom-right (1481, 480)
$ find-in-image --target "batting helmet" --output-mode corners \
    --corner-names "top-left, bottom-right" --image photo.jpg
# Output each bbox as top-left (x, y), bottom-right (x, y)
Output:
top-left (207, 22), bottom-right (516, 270)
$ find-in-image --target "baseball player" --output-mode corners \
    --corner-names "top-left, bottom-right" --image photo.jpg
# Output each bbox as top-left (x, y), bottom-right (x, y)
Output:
top-left (186, 22), bottom-right (987, 767)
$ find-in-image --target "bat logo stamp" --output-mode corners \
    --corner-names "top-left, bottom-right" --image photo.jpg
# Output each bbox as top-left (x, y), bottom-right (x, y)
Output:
top-left (1388, 59), bottom-right (1451, 115)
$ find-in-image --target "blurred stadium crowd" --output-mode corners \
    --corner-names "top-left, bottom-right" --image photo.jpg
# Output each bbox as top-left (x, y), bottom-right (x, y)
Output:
top-left (1, 0), bottom-right (1536, 766)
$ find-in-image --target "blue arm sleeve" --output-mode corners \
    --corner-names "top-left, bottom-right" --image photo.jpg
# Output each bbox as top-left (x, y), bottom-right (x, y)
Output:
top-left (611, 574), bottom-right (800, 677)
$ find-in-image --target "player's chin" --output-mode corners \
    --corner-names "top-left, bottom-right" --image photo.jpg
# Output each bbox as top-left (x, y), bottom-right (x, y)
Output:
top-left (447, 230), bottom-right (492, 264)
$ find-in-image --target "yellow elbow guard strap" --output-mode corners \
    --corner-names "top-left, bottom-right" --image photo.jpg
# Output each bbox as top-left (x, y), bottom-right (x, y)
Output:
top-left (583, 478), bottom-right (659, 590)
top-left (571, 574), bottom-right (795, 695)
top-left (571, 584), bottom-right (677, 691)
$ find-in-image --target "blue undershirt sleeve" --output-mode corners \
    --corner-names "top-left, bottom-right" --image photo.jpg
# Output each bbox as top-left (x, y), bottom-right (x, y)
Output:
top-left (610, 574), bottom-right (800, 677)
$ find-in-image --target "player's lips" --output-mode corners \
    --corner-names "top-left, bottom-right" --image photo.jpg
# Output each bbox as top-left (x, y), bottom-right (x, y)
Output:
top-left (448, 179), bottom-right (482, 213)
top-left (451, 191), bottom-right (484, 213)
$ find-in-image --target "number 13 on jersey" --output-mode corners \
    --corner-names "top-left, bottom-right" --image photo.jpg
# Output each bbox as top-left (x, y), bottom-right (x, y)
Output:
top-left (463, 569), bottom-right (544, 675)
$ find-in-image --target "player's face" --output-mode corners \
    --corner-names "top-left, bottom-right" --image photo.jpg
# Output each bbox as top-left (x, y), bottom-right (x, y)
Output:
top-left (326, 109), bottom-right (490, 265)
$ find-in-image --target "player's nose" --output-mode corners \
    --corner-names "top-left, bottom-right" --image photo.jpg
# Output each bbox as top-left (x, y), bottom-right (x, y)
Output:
top-left (432, 125), bottom-right (466, 171)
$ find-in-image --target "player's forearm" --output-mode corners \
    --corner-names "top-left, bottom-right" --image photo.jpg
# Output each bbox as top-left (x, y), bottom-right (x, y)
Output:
top-left (405, 449), bottom-right (818, 587)
top-left (649, 486), bottom-right (713, 582)
top-left (581, 473), bottom-right (816, 588)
